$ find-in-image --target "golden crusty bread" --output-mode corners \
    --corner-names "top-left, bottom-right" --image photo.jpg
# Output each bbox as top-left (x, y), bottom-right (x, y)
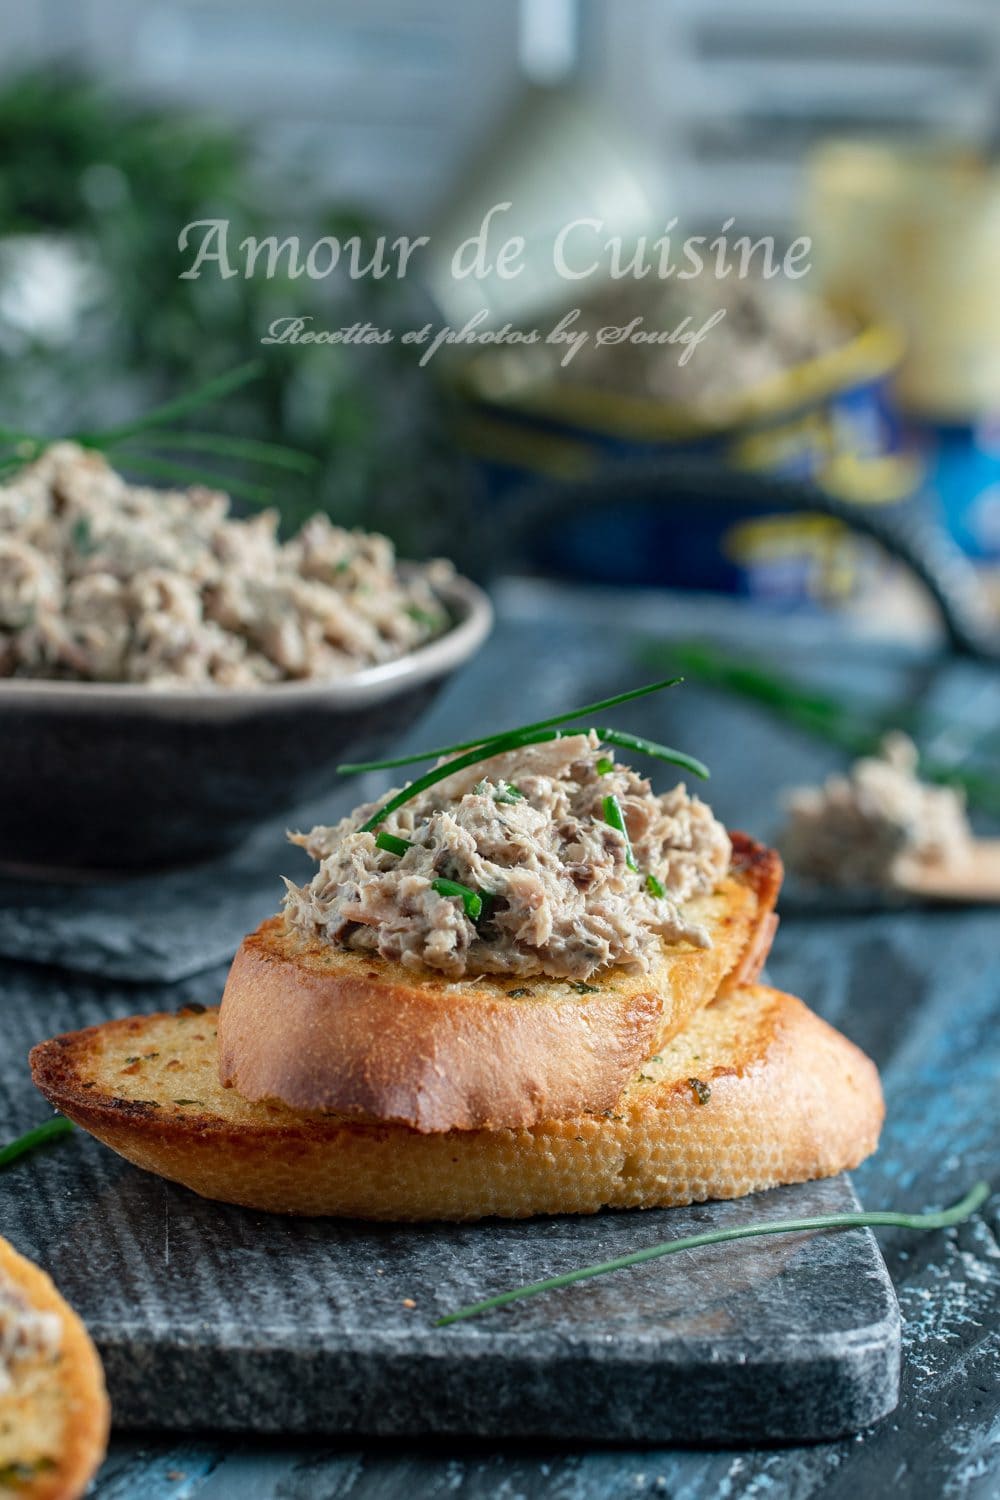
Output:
top-left (30, 985), bottom-right (881, 1223)
top-left (0, 1236), bottom-right (109, 1500)
top-left (217, 831), bottom-right (782, 1132)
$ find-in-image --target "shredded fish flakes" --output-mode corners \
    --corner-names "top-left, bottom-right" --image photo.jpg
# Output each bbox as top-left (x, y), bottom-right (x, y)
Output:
top-left (284, 733), bottom-right (731, 980)
top-left (0, 443), bottom-right (452, 687)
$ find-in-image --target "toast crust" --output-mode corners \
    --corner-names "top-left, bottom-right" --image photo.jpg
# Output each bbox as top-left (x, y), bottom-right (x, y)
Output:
top-left (0, 1236), bottom-right (109, 1500)
top-left (217, 832), bottom-right (783, 1131)
top-left (30, 986), bottom-right (882, 1222)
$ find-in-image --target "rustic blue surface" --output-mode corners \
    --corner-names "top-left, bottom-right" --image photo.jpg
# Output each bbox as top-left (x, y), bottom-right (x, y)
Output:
top-left (1, 583), bottom-right (997, 1496)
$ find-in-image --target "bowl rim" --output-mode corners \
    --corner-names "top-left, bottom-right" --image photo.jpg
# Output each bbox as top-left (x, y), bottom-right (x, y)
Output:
top-left (0, 572), bottom-right (493, 717)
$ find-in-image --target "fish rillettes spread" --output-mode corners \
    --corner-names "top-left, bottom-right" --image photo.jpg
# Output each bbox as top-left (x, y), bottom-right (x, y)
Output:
top-left (0, 443), bottom-right (451, 686)
top-left (781, 733), bottom-right (971, 889)
top-left (283, 733), bottom-right (731, 981)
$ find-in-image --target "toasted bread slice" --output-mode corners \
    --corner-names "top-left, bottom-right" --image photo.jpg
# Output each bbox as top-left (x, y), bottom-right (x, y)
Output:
top-left (30, 985), bottom-right (881, 1223)
top-left (217, 832), bottom-right (782, 1132)
top-left (0, 1236), bottom-right (109, 1500)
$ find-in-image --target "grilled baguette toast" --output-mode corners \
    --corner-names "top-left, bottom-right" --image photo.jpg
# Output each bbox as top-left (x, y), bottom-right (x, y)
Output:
top-left (217, 831), bottom-right (782, 1131)
top-left (0, 1236), bottom-right (109, 1500)
top-left (30, 984), bottom-right (881, 1222)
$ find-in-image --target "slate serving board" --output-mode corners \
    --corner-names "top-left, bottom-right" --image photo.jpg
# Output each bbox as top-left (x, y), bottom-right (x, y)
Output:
top-left (0, 956), bottom-right (900, 1444)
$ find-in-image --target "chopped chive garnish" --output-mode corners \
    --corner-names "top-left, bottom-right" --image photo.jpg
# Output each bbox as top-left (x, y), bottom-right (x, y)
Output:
top-left (431, 878), bottom-right (483, 921)
top-left (339, 677), bottom-right (684, 774)
top-left (602, 794), bottom-right (638, 872)
top-left (434, 1181), bottom-right (991, 1326)
top-left (71, 516), bottom-right (95, 554)
top-left (475, 779), bottom-right (524, 804)
top-left (646, 872), bottom-right (666, 898)
top-left (375, 831), bottom-right (412, 856)
top-left (596, 757), bottom-right (615, 775)
top-left (0, 1460), bottom-right (55, 1485)
top-left (0, 1116), bottom-right (75, 1170)
top-left (494, 782), bottom-right (524, 805)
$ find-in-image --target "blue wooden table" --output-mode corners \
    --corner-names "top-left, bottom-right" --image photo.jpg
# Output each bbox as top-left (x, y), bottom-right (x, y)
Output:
top-left (6, 583), bottom-right (999, 1499)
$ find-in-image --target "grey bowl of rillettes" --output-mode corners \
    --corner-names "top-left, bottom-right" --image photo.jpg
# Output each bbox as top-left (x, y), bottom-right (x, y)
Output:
top-left (0, 570), bottom-right (491, 875)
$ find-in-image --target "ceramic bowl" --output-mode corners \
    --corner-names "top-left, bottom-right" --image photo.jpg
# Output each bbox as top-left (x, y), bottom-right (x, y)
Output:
top-left (0, 573), bottom-right (492, 876)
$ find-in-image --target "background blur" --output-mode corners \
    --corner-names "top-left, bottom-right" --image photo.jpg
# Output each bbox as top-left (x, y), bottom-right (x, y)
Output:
top-left (2, 0), bottom-right (1000, 630)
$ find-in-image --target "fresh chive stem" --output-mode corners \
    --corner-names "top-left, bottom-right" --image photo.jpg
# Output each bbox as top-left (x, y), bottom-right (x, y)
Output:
top-left (115, 429), bottom-right (317, 474)
top-left (431, 878), bottom-right (483, 920)
top-left (435, 1181), bottom-right (991, 1326)
top-left (603, 793), bottom-right (638, 871)
top-left (339, 678), bottom-right (684, 774)
top-left (0, 440), bottom-right (43, 476)
top-left (74, 360), bottom-right (265, 447)
top-left (357, 728), bottom-right (560, 831)
top-left (646, 872), bottom-right (666, 898)
top-left (597, 757), bottom-right (615, 775)
top-left (493, 781), bottom-right (524, 804)
top-left (658, 641), bottom-right (1000, 815)
top-left (592, 729), bottom-right (708, 781)
top-left (375, 831), bottom-right (412, 856)
top-left (103, 450), bottom-right (274, 506)
top-left (356, 724), bottom-right (706, 832)
top-left (0, 1116), bottom-right (75, 1170)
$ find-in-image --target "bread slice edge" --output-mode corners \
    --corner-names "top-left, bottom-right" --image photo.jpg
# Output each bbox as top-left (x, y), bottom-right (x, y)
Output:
top-left (30, 984), bottom-right (882, 1223)
top-left (217, 831), bottom-right (783, 1131)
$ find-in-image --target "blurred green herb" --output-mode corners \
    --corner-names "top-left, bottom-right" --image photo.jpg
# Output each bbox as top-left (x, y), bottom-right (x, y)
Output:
top-left (644, 641), bottom-right (1000, 817)
top-left (0, 68), bottom-right (461, 549)
top-left (345, 680), bottom-right (707, 833)
top-left (0, 360), bottom-right (317, 503)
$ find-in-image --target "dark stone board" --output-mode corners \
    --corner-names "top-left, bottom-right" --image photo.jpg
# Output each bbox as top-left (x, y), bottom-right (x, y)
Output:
top-left (0, 957), bottom-right (899, 1444)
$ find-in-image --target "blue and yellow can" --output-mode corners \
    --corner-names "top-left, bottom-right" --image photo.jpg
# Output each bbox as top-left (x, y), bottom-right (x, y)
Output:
top-left (455, 321), bottom-right (915, 602)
